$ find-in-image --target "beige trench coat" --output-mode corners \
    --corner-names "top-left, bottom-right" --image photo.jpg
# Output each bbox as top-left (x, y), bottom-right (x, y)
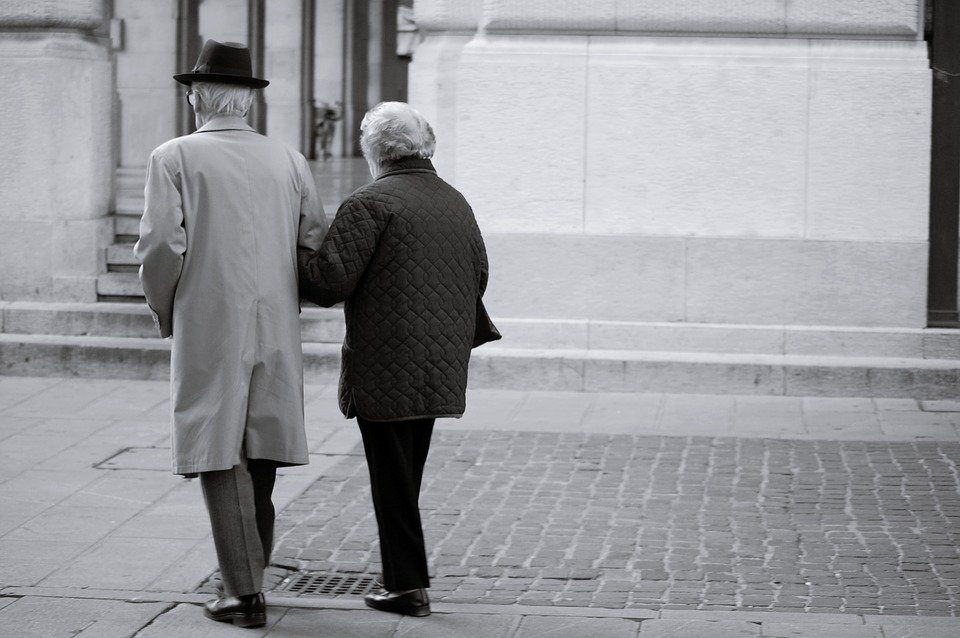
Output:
top-left (134, 115), bottom-right (328, 475)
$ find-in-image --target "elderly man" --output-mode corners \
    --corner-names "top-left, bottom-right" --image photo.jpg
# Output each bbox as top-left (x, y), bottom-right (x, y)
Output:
top-left (298, 102), bottom-right (493, 617)
top-left (134, 40), bottom-right (327, 628)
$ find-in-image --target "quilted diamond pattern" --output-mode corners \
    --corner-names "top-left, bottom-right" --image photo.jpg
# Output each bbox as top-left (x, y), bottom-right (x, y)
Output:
top-left (299, 158), bottom-right (489, 421)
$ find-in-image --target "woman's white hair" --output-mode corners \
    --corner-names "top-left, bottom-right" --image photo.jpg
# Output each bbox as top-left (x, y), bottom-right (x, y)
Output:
top-left (360, 102), bottom-right (436, 167)
top-left (192, 81), bottom-right (256, 117)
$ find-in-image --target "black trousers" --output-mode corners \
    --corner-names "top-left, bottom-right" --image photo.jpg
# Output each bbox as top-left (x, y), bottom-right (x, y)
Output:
top-left (199, 457), bottom-right (277, 597)
top-left (358, 416), bottom-right (435, 591)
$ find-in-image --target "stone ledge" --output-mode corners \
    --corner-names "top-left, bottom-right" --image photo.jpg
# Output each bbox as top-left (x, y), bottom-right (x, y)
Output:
top-left (414, 0), bottom-right (483, 33)
top-left (479, 0), bottom-right (921, 38)
top-left (0, 0), bottom-right (107, 31)
top-left (2, 302), bottom-right (955, 360)
top-left (3, 332), bottom-right (956, 398)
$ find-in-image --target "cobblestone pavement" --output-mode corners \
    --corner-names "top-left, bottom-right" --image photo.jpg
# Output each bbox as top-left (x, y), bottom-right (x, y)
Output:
top-left (272, 430), bottom-right (960, 617)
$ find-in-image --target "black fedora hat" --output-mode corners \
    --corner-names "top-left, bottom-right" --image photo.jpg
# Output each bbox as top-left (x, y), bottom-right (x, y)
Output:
top-left (174, 39), bottom-right (269, 88)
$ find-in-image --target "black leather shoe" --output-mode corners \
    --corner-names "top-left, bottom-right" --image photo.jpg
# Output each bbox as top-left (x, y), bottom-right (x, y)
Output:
top-left (364, 587), bottom-right (431, 616)
top-left (203, 592), bottom-right (266, 628)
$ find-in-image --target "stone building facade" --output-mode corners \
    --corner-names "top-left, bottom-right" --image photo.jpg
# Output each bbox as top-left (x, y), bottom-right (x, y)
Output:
top-left (411, 1), bottom-right (938, 361)
top-left (1, 0), bottom-right (955, 393)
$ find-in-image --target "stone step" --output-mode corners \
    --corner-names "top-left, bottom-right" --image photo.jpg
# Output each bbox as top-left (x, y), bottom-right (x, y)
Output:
top-left (116, 200), bottom-right (143, 217)
top-left (1, 332), bottom-right (958, 398)
top-left (116, 166), bottom-right (144, 182)
top-left (1, 302), bottom-right (345, 342)
top-left (114, 215), bottom-right (140, 238)
top-left (4, 301), bottom-right (959, 358)
top-left (96, 272), bottom-right (143, 299)
top-left (106, 243), bottom-right (137, 267)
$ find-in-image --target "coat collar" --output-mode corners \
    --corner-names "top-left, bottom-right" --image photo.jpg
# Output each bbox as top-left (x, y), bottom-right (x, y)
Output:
top-left (193, 115), bottom-right (257, 134)
top-left (376, 156), bottom-right (437, 180)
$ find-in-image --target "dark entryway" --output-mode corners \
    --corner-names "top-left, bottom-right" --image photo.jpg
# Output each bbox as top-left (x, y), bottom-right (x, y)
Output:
top-left (927, 0), bottom-right (960, 328)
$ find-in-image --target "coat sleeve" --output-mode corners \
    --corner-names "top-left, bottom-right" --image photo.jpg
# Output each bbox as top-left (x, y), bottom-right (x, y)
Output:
top-left (133, 148), bottom-right (185, 339)
top-left (296, 154), bottom-right (328, 251)
top-left (298, 195), bottom-right (386, 307)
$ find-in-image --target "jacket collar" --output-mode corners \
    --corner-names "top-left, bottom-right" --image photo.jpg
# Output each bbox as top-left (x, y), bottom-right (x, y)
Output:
top-left (376, 156), bottom-right (436, 180)
top-left (193, 115), bottom-right (257, 134)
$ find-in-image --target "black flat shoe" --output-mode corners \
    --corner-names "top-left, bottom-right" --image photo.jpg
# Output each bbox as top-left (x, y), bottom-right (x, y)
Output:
top-left (203, 592), bottom-right (266, 628)
top-left (364, 587), bottom-right (431, 617)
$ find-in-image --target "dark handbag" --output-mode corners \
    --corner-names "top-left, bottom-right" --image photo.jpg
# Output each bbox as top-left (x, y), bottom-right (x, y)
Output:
top-left (473, 297), bottom-right (502, 348)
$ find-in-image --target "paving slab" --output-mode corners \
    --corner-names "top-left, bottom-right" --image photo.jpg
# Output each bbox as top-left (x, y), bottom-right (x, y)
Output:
top-left (447, 389), bottom-right (527, 430)
top-left (132, 602), bottom-right (277, 637)
top-left (659, 395), bottom-right (735, 435)
top-left (75, 379), bottom-right (169, 418)
top-left (313, 425), bottom-right (364, 455)
top-left (55, 469), bottom-right (176, 509)
top-left (731, 396), bottom-right (805, 437)
top-left (514, 614), bottom-right (639, 637)
top-left (862, 616), bottom-right (960, 625)
top-left (395, 612), bottom-right (522, 637)
top-left (802, 397), bottom-right (877, 413)
top-left (877, 411), bottom-right (960, 440)
top-left (584, 392), bottom-right (663, 424)
top-left (4, 378), bottom-right (120, 418)
top-left (147, 537), bottom-right (219, 593)
top-left (39, 537), bottom-right (198, 589)
top-left (637, 619), bottom-right (760, 637)
top-left (269, 608), bottom-right (400, 637)
top-left (143, 480), bottom-right (207, 517)
top-left (761, 623), bottom-right (881, 637)
top-left (84, 418), bottom-right (171, 448)
top-left (0, 416), bottom-right (43, 441)
top-left (0, 376), bottom-right (61, 410)
top-left (111, 511), bottom-right (213, 540)
top-left (506, 392), bottom-right (596, 432)
top-left (96, 445), bottom-right (170, 471)
top-left (6, 504), bottom-right (141, 542)
top-left (0, 425), bottom-right (107, 465)
top-left (659, 611), bottom-right (861, 624)
top-left (878, 622), bottom-right (960, 638)
top-left (0, 496), bottom-right (53, 536)
top-left (0, 540), bottom-right (91, 586)
top-left (920, 400), bottom-right (960, 412)
top-left (0, 596), bottom-right (169, 638)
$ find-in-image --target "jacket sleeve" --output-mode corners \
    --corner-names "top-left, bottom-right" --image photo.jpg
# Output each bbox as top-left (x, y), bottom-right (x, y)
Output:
top-left (298, 195), bottom-right (386, 307)
top-left (296, 154), bottom-right (328, 251)
top-left (133, 148), bottom-right (185, 338)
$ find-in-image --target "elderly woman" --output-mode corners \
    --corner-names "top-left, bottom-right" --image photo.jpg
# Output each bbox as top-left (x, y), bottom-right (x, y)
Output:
top-left (298, 101), bottom-right (490, 617)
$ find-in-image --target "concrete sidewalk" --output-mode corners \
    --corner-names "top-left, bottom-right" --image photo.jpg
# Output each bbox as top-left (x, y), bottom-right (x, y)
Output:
top-left (1, 376), bottom-right (959, 636)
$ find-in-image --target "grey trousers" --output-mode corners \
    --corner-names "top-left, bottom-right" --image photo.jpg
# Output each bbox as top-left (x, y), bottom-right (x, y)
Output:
top-left (199, 457), bottom-right (277, 597)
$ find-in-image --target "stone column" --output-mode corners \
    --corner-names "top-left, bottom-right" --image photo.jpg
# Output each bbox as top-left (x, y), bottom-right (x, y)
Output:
top-left (408, 0), bottom-right (482, 179)
top-left (114, 0), bottom-right (178, 169)
top-left (0, 0), bottom-right (114, 301)
top-left (314, 0), bottom-right (345, 157)
top-left (451, 0), bottom-right (930, 333)
top-left (265, 0), bottom-right (304, 149)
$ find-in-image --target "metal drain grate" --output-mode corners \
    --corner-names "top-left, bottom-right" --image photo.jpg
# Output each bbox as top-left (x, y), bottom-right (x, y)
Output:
top-left (278, 573), bottom-right (379, 597)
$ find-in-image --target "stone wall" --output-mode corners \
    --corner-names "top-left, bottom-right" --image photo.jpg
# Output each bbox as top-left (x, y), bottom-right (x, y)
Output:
top-left (410, 0), bottom-right (931, 342)
top-left (0, 0), bottom-right (114, 301)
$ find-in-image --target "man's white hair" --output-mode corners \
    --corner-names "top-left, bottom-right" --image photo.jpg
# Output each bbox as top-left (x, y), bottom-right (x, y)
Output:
top-left (192, 82), bottom-right (256, 117)
top-left (360, 102), bottom-right (436, 167)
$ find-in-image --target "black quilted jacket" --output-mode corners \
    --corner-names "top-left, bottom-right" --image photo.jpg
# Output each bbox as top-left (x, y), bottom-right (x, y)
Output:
top-left (298, 157), bottom-right (489, 421)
